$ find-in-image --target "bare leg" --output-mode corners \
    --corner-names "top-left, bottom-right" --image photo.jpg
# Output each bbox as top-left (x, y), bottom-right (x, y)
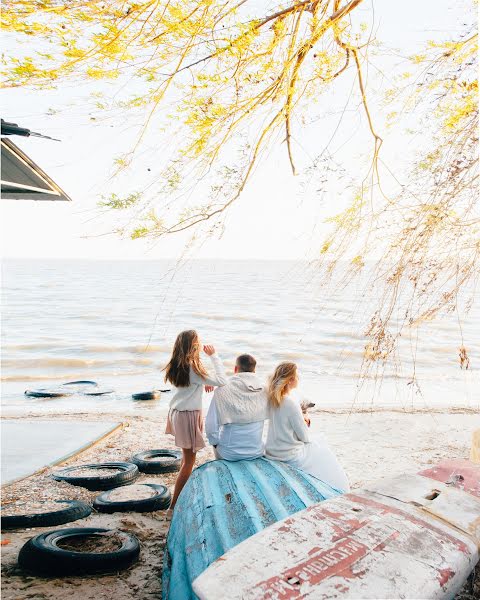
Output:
top-left (170, 448), bottom-right (196, 510)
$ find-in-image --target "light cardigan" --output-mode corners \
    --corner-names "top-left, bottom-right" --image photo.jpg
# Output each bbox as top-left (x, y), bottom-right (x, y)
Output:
top-left (169, 353), bottom-right (227, 412)
top-left (265, 395), bottom-right (310, 461)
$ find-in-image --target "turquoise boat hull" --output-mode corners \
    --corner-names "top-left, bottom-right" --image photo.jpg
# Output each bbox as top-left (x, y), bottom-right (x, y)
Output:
top-left (162, 457), bottom-right (342, 599)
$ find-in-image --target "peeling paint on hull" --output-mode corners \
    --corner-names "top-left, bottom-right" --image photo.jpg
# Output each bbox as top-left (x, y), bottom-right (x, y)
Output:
top-left (162, 458), bottom-right (342, 600)
top-left (193, 463), bottom-right (480, 600)
top-left (419, 459), bottom-right (480, 499)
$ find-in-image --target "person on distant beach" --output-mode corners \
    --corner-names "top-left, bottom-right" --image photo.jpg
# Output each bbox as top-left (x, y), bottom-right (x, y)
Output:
top-left (265, 362), bottom-right (350, 492)
top-left (205, 354), bottom-right (268, 461)
top-left (164, 330), bottom-right (227, 510)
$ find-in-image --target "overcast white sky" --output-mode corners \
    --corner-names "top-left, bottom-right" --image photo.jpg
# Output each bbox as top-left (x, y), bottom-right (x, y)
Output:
top-left (1, 0), bottom-right (472, 260)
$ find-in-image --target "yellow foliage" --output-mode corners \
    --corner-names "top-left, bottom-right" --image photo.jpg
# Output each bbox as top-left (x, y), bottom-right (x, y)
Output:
top-left (86, 67), bottom-right (119, 79)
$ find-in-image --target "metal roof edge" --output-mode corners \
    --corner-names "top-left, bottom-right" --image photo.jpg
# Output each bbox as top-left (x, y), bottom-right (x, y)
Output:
top-left (1, 137), bottom-right (72, 202)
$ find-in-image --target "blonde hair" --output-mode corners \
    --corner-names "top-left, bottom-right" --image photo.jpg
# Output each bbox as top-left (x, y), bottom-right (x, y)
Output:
top-left (268, 362), bottom-right (297, 408)
top-left (164, 330), bottom-right (208, 387)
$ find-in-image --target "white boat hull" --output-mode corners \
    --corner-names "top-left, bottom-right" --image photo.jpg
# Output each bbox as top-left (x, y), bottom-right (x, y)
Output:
top-left (193, 471), bottom-right (480, 599)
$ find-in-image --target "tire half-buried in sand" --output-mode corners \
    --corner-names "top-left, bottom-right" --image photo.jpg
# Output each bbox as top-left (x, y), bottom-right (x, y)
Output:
top-left (93, 483), bottom-right (171, 513)
top-left (131, 389), bottom-right (170, 400)
top-left (25, 381), bottom-right (114, 398)
top-left (131, 450), bottom-right (182, 474)
top-left (1, 500), bottom-right (92, 530)
top-left (52, 462), bottom-right (139, 491)
top-left (18, 527), bottom-right (140, 576)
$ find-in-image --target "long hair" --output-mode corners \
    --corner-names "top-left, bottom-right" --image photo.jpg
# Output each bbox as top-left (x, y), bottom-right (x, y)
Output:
top-left (164, 330), bottom-right (208, 387)
top-left (268, 362), bottom-right (297, 408)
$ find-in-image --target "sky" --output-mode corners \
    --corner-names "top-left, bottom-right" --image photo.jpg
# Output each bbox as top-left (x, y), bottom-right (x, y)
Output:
top-left (1, 0), bottom-right (472, 261)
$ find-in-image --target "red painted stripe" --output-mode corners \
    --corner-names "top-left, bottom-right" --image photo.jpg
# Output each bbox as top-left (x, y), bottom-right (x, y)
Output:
top-left (252, 537), bottom-right (371, 599)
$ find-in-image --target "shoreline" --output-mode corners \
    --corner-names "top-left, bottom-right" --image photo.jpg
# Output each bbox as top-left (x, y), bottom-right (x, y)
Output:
top-left (1, 409), bottom-right (478, 599)
top-left (1, 403), bottom-right (479, 420)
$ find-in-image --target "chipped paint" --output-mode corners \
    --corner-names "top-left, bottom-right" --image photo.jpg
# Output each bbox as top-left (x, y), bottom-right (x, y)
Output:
top-left (437, 567), bottom-right (455, 587)
top-left (193, 468), bottom-right (479, 600)
top-left (162, 457), bottom-right (341, 600)
top-left (347, 492), bottom-right (472, 553)
top-left (253, 536), bottom-right (385, 599)
top-left (419, 459), bottom-right (480, 499)
top-left (363, 472), bottom-right (480, 544)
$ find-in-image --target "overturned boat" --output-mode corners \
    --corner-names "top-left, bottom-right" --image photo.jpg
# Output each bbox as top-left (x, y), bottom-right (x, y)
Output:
top-left (162, 457), bottom-right (342, 599)
top-left (193, 459), bottom-right (480, 599)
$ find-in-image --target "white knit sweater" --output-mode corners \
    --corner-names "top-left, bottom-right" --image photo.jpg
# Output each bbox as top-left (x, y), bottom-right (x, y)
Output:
top-left (213, 372), bottom-right (267, 425)
top-left (265, 395), bottom-right (310, 461)
top-left (168, 353), bottom-right (227, 412)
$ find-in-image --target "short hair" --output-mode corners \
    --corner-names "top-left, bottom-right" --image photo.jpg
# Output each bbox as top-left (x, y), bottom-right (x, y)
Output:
top-left (236, 354), bottom-right (256, 373)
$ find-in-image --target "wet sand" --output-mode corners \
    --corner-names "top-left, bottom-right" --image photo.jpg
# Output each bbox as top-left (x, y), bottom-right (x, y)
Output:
top-left (1, 409), bottom-right (478, 599)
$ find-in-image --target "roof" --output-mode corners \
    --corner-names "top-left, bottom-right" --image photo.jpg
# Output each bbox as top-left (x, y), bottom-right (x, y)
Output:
top-left (1, 137), bottom-right (72, 202)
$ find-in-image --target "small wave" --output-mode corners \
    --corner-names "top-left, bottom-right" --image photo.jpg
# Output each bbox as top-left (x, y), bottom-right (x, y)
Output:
top-left (3, 342), bottom-right (70, 351)
top-left (2, 358), bottom-right (99, 368)
top-left (190, 312), bottom-right (270, 326)
top-left (121, 344), bottom-right (170, 354)
top-left (270, 351), bottom-right (312, 361)
top-left (81, 344), bottom-right (169, 354)
top-left (1, 369), bottom-right (154, 382)
top-left (4, 343), bottom-right (170, 356)
top-left (1, 357), bottom-right (155, 369)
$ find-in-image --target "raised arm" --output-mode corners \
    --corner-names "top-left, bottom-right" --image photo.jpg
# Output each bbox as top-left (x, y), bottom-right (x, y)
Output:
top-left (191, 346), bottom-right (228, 387)
top-left (203, 353), bottom-right (228, 386)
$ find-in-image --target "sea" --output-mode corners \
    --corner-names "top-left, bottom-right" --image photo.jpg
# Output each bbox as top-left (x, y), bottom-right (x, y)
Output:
top-left (1, 259), bottom-right (479, 416)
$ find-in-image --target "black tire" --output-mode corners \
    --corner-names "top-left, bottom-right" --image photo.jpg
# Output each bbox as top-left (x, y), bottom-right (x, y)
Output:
top-left (84, 389), bottom-right (114, 396)
top-left (132, 390), bottom-right (161, 400)
top-left (132, 389), bottom-right (170, 400)
top-left (52, 463), bottom-right (139, 491)
top-left (131, 450), bottom-right (182, 474)
top-left (25, 389), bottom-right (71, 398)
top-left (1, 500), bottom-right (91, 530)
top-left (93, 484), bottom-right (171, 514)
top-left (18, 527), bottom-right (140, 576)
top-left (25, 382), bottom-right (106, 398)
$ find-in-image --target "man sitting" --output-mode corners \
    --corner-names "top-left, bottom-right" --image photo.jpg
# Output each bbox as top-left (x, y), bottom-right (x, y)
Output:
top-left (205, 354), bottom-right (268, 461)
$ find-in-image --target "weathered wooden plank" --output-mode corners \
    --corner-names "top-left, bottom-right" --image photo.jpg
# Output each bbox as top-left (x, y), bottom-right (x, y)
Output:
top-left (364, 472), bottom-right (480, 542)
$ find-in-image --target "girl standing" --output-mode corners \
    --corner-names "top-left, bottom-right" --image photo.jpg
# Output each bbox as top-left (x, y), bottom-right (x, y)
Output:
top-left (164, 330), bottom-right (227, 510)
top-left (265, 362), bottom-right (350, 492)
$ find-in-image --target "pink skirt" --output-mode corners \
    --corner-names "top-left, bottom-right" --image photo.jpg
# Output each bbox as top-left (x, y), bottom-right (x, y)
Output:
top-left (165, 409), bottom-right (205, 451)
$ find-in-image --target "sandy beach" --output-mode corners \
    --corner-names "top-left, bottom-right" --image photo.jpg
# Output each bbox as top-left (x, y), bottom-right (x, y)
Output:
top-left (1, 407), bottom-right (478, 600)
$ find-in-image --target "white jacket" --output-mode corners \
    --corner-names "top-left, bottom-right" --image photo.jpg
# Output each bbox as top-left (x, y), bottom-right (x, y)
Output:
top-left (213, 372), bottom-right (268, 425)
top-left (205, 372), bottom-right (267, 461)
top-left (168, 353), bottom-right (227, 412)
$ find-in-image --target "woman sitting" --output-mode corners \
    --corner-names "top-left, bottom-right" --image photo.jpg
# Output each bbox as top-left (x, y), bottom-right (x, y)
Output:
top-left (265, 362), bottom-right (350, 492)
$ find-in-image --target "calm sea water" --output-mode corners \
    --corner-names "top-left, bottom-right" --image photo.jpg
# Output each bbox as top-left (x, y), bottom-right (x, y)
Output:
top-left (1, 259), bottom-right (479, 415)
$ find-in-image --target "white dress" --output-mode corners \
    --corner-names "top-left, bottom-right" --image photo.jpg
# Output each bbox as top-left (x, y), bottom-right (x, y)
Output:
top-left (265, 396), bottom-right (350, 492)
